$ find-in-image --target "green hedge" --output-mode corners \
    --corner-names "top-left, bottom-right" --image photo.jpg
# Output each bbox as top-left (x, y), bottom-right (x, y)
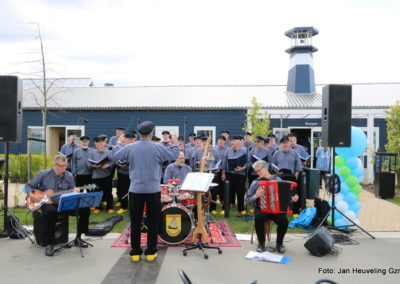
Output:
top-left (0, 154), bottom-right (53, 183)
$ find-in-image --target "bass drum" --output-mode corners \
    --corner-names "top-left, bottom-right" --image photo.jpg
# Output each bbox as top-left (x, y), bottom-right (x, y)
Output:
top-left (159, 204), bottom-right (193, 245)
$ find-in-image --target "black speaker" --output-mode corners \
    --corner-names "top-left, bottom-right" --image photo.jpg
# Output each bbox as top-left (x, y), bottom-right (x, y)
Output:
top-left (33, 212), bottom-right (69, 246)
top-left (0, 76), bottom-right (23, 143)
top-left (321, 84), bottom-right (352, 147)
top-left (304, 226), bottom-right (334, 257)
top-left (374, 172), bottom-right (395, 199)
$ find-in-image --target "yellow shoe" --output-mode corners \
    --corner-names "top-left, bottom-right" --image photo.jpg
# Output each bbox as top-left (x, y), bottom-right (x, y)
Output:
top-left (240, 210), bottom-right (247, 215)
top-left (220, 210), bottom-right (225, 215)
top-left (93, 209), bottom-right (102, 214)
top-left (115, 202), bottom-right (121, 207)
top-left (293, 214), bottom-right (299, 218)
top-left (211, 210), bottom-right (217, 215)
top-left (131, 255), bottom-right (141, 262)
top-left (116, 208), bottom-right (127, 214)
top-left (102, 201), bottom-right (107, 206)
top-left (145, 254), bottom-right (158, 262)
top-left (107, 209), bottom-right (115, 214)
top-left (250, 209), bottom-right (254, 214)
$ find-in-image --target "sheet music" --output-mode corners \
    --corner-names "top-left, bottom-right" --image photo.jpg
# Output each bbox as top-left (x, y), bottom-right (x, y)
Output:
top-left (180, 172), bottom-right (214, 192)
top-left (245, 250), bottom-right (283, 263)
top-left (210, 160), bottom-right (222, 170)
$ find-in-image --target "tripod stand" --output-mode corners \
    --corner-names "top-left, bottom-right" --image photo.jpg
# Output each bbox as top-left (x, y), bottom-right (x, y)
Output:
top-left (0, 143), bottom-right (34, 242)
top-left (314, 146), bottom-right (374, 239)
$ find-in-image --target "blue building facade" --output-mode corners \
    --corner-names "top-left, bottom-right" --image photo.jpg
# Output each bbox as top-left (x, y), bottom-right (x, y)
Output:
top-left (2, 110), bottom-right (387, 155)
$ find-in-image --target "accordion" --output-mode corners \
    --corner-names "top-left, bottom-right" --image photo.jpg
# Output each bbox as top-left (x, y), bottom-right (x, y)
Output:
top-left (257, 180), bottom-right (297, 214)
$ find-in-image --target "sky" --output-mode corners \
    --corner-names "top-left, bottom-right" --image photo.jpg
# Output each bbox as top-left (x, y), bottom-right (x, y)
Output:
top-left (0, 0), bottom-right (399, 87)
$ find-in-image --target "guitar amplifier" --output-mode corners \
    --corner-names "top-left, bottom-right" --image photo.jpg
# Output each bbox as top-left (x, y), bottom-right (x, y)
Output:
top-left (33, 211), bottom-right (69, 246)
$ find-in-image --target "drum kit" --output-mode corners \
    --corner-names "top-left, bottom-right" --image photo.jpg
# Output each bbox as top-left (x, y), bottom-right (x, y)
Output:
top-left (158, 179), bottom-right (219, 246)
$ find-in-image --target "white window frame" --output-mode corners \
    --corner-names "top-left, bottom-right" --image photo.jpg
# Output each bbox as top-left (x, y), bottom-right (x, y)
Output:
top-left (27, 126), bottom-right (45, 155)
top-left (193, 126), bottom-right (216, 147)
top-left (154, 126), bottom-right (179, 138)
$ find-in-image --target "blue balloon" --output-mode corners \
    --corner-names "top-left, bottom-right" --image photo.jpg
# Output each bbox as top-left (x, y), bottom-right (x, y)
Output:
top-left (344, 192), bottom-right (357, 205)
top-left (353, 167), bottom-right (364, 177)
top-left (349, 202), bottom-right (361, 214)
top-left (347, 157), bottom-right (361, 169)
top-left (340, 183), bottom-right (349, 194)
top-left (336, 127), bottom-right (368, 158)
top-left (334, 218), bottom-right (346, 228)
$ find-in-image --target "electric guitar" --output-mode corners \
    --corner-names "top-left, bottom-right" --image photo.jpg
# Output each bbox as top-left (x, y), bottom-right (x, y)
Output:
top-left (25, 184), bottom-right (97, 212)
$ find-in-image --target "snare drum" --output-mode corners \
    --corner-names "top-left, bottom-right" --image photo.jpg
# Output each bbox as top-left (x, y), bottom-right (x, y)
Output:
top-left (177, 190), bottom-right (196, 207)
top-left (159, 203), bottom-right (193, 244)
top-left (160, 185), bottom-right (173, 203)
top-left (167, 179), bottom-right (181, 185)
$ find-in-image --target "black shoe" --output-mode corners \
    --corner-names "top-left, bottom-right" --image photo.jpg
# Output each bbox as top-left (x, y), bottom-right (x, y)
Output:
top-left (256, 242), bottom-right (266, 253)
top-left (74, 238), bottom-right (89, 248)
top-left (276, 244), bottom-right (285, 254)
top-left (45, 245), bottom-right (54, 256)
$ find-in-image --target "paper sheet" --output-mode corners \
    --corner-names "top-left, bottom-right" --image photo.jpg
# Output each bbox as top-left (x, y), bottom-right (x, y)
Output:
top-left (180, 172), bottom-right (214, 192)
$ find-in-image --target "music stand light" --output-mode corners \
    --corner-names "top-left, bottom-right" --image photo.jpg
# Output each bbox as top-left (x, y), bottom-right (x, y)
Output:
top-left (55, 191), bottom-right (103, 257)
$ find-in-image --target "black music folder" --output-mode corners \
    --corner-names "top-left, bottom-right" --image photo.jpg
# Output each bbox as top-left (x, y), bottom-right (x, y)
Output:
top-left (227, 154), bottom-right (247, 171)
top-left (58, 152), bottom-right (73, 158)
top-left (88, 156), bottom-right (110, 166)
top-left (251, 155), bottom-right (268, 164)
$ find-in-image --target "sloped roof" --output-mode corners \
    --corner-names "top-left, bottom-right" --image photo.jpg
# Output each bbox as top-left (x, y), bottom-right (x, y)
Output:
top-left (22, 83), bottom-right (399, 110)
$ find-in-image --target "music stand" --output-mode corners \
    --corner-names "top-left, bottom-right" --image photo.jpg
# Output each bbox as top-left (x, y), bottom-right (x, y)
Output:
top-left (181, 173), bottom-right (222, 259)
top-left (55, 191), bottom-right (103, 257)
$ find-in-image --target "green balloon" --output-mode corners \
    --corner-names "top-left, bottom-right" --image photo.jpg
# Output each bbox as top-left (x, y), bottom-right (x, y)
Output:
top-left (346, 175), bottom-right (358, 187)
top-left (335, 156), bottom-right (346, 167)
top-left (352, 184), bottom-right (362, 195)
top-left (339, 165), bottom-right (351, 177)
top-left (327, 216), bottom-right (332, 225)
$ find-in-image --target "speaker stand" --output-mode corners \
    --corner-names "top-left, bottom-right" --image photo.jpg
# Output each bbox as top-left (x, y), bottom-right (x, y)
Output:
top-left (314, 147), bottom-right (374, 240)
top-left (0, 142), bottom-right (34, 243)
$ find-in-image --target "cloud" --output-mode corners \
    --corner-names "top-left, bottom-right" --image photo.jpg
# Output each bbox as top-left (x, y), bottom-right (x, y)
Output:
top-left (1, 0), bottom-right (400, 85)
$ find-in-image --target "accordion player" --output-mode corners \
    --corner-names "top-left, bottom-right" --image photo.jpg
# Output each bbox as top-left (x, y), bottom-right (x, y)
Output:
top-left (246, 160), bottom-right (299, 254)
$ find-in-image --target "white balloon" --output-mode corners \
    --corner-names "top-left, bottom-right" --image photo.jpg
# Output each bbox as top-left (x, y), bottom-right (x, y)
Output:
top-left (335, 193), bottom-right (344, 203)
top-left (344, 210), bottom-right (357, 221)
top-left (336, 201), bottom-right (349, 212)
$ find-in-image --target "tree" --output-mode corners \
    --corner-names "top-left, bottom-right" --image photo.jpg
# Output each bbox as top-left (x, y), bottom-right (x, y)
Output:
top-left (385, 100), bottom-right (400, 186)
top-left (25, 23), bottom-right (56, 169)
top-left (243, 97), bottom-right (270, 138)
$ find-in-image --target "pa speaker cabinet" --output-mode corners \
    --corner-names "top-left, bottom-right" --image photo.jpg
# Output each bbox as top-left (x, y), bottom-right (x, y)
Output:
top-left (321, 84), bottom-right (352, 147)
top-left (33, 211), bottom-right (69, 246)
top-left (304, 226), bottom-right (334, 257)
top-left (0, 76), bottom-right (23, 143)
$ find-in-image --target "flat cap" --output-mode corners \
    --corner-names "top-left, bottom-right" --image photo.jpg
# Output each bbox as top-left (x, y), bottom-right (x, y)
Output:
top-left (138, 121), bottom-right (154, 135)
top-left (80, 136), bottom-right (90, 141)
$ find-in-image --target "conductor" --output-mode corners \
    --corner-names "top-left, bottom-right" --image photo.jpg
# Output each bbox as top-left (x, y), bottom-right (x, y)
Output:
top-left (112, 121), bottom-right (180, 262)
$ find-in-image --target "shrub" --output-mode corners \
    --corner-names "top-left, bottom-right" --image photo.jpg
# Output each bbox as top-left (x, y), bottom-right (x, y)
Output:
top-left (0, 154), bottom-right (53, 183)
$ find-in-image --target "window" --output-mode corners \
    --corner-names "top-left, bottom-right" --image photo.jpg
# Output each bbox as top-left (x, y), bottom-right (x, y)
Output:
top-left (27, 126), bottom-right (45, 154)
top-left (193, 126), bottom-right (216, 146)
top-left (154, 126), bottom-right (179, 138)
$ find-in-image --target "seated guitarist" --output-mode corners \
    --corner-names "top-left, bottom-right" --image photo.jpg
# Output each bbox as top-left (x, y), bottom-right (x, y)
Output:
top-left (246, 160), bottom-right (299, 254)
top-left (25, 155), bottom-right (90, 256)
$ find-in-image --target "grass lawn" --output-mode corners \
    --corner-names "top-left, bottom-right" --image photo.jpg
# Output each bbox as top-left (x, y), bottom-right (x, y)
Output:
top-left (386, 195), bottom-right (400, 207)
top-left (0, 202), bottom-right (306, 235)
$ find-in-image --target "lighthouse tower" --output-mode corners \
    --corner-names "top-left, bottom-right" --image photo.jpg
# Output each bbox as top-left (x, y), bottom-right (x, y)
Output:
top-left (285, 27), bottom-right (318, 94)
